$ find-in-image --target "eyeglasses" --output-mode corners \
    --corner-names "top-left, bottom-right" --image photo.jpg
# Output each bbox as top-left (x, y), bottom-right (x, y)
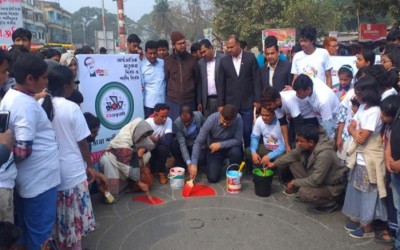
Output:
top-left (176, 41), bottom-right (186, 46)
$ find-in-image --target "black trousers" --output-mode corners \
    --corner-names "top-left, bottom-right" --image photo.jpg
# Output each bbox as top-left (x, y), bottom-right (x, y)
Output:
top-left (206, 146), bottom-right (243, 183)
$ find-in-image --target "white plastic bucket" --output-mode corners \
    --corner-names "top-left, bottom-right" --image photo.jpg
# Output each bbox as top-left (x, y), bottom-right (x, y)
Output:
top-left (226, 164), bottom-right (242, 193)
top-left (168, 167), bottom-right (185, 189)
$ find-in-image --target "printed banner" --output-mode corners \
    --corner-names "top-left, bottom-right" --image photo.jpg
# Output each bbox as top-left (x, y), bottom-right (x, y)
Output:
top-left (77, 54), bottom-right (144, 162)
top-left (359, 23), bottom-right (387, 42)
top-left (262, 28), bottom-right (296, 51)
top-left (0, 0), bottom-right (23, 50)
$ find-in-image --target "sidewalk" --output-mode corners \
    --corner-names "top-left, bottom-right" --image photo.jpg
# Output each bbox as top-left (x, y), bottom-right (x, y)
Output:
top-left (83, 173), bottom-right (384, 250)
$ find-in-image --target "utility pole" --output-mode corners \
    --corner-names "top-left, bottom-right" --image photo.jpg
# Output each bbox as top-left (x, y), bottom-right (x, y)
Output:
top-left (101, 0), bottom-right (106, 47)
top-left (115, 0), bottom-right (126, 52)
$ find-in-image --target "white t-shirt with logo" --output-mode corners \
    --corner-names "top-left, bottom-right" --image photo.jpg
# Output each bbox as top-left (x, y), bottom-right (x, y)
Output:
top-left (308, 77), bottom-right (340, 121)
top-left (252, 116), bottom-right (284, 151)
top-left (0, 89), bottom-right (60, 198)
top-left (353, 104), bottom-right (382, 165)
top-left (291, 48), bottom-right (332, 83)
top-left (275, 90), bottom-right (301, 119)
top-left (146, 117), bottom-right (173, 137)
top-left (52, 97), bottom-right (90, 191)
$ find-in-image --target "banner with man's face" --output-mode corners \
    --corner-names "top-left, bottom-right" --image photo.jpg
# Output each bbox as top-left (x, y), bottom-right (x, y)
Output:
top-left (77, 54), bottom-right (144, 162)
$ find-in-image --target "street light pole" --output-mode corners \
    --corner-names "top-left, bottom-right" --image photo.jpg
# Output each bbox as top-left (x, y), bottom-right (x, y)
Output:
top-left (101, 0), bottom-right (106, 46)
top-left (82, 17), bottom-right (86, 45)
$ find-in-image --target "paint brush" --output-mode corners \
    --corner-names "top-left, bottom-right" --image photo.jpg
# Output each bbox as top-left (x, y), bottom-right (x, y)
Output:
top-left (238, 161), bottom-right (246, 173)
top-left (182, 179), bottom-right (194, 197)
top-left (104, 190), bottom-right (115, 204)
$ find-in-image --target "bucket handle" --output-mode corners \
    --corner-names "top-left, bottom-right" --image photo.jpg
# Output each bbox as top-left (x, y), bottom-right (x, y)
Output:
top-left (168, 174), bottom-right (180, 179)
top-left (226, 163), bottom-right (240, 173)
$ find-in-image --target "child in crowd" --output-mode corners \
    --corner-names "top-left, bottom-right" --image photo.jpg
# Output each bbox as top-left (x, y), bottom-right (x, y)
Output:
top-left (342, 75), bottom-right (387, 239)
top-left (355, 49), bottom-right (376, 69)
top-left (41, 65), bottom-right (96, 249)
top-left (0, 49), bottom-right (16, 224)
top-left (336, 97), bottom-right (359, 163)
top-left (332, 64), bottom-right (354, 101)
top-left (376, 96), bottom-right (400, 245)
top-left (0, 53), bottom-right (61, 249)
top-left (246, 107), bottom-right (285, 169)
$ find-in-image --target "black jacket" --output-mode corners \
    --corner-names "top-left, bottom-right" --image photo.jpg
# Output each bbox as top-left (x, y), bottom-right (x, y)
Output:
top-left (217, 50), bottom-right (260, 109)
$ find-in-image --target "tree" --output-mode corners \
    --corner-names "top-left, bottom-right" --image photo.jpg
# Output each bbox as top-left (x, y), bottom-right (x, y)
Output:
top-left (71, 7), bottom-right (135, 47)
top-left (152, 0), bottom-right (173, 39)
top-left (281, 0), bottom-right (340, 37)
top-left (212, 0), bottom-right (288, 48)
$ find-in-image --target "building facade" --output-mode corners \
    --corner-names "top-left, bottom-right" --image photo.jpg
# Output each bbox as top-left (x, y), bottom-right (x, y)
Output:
top-left (21, 0), bottom-right (72, 44)
top-left (22, 0), bottom-right (46, 44)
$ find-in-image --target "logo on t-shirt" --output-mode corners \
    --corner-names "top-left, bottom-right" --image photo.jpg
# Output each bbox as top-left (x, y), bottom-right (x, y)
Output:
top-left (95, 82), bottom-right (134, 130)
top-left (264, 134), bottom-right (279, 150)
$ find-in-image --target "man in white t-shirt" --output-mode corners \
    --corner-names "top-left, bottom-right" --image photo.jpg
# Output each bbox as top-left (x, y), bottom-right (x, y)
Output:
top-left (293, 74), bottom-right (339, 138)
top-left (291, 26), bottom-right (333, 87)
top-left (145, 103), bottom-right (174, 184)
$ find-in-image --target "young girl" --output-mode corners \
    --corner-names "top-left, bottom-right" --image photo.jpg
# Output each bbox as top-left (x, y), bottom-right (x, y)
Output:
top-left (41, 65), bottom-right (96, 249)
top-left (355, 49), bottom-right (376, 70)
top-left (342, 75), bottom-right (387, 239)
top-left (336, 97), bottom-right (359, 162)
top-left (377, 96), bottom-right (400, 245)
top-left (332, 64), bottom-right (354, 101)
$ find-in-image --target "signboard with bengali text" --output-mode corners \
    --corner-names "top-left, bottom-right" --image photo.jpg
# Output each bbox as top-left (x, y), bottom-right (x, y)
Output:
top-left (77, 54), bottom-right (144, 163)
top-left (0, 0), bottom-right (23, 50)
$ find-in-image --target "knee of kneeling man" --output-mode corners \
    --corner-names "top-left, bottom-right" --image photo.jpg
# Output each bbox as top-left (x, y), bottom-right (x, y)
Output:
top-left (207, 176), bottom-right (220, 183)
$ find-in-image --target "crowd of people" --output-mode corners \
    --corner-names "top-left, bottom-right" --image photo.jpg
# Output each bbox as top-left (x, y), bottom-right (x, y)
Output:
top-left (0, 24), bottom-right (400, 250)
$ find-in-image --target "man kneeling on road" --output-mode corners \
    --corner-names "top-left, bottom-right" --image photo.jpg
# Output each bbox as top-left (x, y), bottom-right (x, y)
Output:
top-left (267, 124), bottom-right (346, 213)
top-left (188, 104), bottom-right (243, 182)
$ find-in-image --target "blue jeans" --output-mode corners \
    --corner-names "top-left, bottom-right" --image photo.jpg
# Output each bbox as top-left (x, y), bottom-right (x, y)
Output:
top-left (15, 186), bottom-right (57, 250)
top-left (391, 173), bottom-right (400, 249)
top-left (238, 108), bottom-right (253, 148)
top-left (206, 146), bottom-right (243, 183)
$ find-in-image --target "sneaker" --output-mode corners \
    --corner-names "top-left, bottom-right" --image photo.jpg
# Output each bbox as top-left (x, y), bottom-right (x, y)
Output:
top-left (344, 222), bottom-right (359, 232)
top-left (349, 228), bottom-right (375, 239)
top-left (282, 189), bottom-right (298, 197)
top-left (312, 203), bottom-right (339, 214)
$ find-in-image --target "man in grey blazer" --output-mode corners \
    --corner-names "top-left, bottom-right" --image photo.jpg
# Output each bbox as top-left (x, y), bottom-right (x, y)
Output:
top-left (260, 36), bottom-right (293, 91)
top-left (217, 35), bottom-right (261, 149)
top-left (197, 39), bottom-right (222, 118)
top-left (171, 106), bottom-right (206, 169)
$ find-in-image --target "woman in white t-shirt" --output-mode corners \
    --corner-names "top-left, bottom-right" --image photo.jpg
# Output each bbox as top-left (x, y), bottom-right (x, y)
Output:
top-left (342, 75), bottom-right (387, 239)
top-left (41, 65), bottom-right (96, 249)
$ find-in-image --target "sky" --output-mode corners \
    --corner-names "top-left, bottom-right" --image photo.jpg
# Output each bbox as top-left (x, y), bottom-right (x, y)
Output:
top-left (59, 0), bottom-right (155, 21)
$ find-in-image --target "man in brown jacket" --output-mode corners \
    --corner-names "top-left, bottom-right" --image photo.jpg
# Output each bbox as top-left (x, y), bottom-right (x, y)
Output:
top-left (164, 31), bottom-right (200, 121)
top-left (267, 124), bottom-right (346, 213)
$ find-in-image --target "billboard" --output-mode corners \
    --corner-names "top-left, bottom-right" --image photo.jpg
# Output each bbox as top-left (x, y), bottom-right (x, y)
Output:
top-left (262, 28), bottom-right (296, 51)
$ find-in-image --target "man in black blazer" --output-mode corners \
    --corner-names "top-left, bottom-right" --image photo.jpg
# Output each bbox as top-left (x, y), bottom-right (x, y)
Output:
top-left (260, 36), bottom-right (293, 91)
top-left (197, 39), bottom-right (222, 117)
top-left (217, 35), bottom-right (261, 149)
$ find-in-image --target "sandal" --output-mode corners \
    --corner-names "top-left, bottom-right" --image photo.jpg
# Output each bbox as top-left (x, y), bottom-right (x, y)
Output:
top-left (375, 230), bottom-right (395, 246)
